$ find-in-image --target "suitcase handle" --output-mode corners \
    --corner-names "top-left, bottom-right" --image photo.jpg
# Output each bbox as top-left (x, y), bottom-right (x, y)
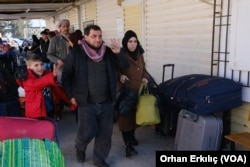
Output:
top-left (181, 109), bottom-right (199, 122)
top-left (162, 64), bottom-right (175, 82)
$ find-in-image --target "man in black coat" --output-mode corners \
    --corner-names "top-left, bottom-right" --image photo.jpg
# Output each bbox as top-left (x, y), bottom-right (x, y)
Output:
top-left (62, 25), bottom-right (129, 167)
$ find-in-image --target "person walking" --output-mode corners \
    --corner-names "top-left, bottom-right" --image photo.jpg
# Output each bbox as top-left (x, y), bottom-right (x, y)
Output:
top-left (61, 24), bottom-right (129, 167)
top-left (47, 19), bottom-right (71, 120)
top-left (47, 19), bottom-right (71, 85)
top-left (117, 30), bottom-right (148, 157)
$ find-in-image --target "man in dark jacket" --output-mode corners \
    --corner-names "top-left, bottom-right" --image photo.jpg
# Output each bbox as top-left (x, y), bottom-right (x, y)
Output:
top-left (0, 43), bottom-right (19, 75)
top-left (62, 25), bottom-right (129, 167)
top-left (40, 30), bottom-right (50, 66)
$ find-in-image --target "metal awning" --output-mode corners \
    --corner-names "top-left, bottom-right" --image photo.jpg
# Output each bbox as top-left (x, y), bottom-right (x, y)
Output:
top-left (0, 0), bottom-right (79, 20)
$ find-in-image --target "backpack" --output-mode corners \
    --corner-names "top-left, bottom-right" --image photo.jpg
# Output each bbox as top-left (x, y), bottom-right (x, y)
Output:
top-left (0, 138), bottom-right (65, 167)
top-left (0, 63), bottom-right (18, 102)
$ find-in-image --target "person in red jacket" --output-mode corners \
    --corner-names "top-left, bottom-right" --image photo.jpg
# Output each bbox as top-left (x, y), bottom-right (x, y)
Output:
top-left (17, 52), bottom-right (76, 119)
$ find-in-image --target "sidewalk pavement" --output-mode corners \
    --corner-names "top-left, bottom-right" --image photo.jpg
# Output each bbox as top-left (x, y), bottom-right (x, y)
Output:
top-left (57, 109), bottom-right (175, 167)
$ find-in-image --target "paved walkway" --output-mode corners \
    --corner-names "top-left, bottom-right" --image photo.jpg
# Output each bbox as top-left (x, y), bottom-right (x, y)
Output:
top-left (57, 109), bottom-right (175, 167)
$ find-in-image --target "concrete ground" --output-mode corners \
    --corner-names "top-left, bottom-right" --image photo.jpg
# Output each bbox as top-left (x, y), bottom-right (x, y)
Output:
top-left (57, 108), bottom-right (175, 167)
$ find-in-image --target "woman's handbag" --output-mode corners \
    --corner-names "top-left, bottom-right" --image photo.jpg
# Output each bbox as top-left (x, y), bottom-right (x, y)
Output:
top-left (115, 83), bottom-right (138, 115)
top-left (136, 83), bottom-right (161, 125)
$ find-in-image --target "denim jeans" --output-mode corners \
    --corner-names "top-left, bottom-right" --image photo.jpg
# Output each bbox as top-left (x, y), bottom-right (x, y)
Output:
top-left (43, 63), bottom-right (51, 71)
top-left (75, 102), bottom-right (114, 162)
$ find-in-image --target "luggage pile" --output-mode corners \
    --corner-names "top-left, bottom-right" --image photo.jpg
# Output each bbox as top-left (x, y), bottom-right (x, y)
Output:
top-left (0, 54), bottom-right (65, 166)
top-left (156, 64), bottom-right (242, 150)
top-left (0, 117), bottom-right (65, 166)
top-left (159, 74), bottom-right (242, 115)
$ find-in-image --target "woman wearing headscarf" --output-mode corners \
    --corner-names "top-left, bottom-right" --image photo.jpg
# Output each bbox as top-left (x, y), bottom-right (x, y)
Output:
top-left (28, 35), bottom-right (41, 54)
top-left (117, 30), bottom-right (148, 157)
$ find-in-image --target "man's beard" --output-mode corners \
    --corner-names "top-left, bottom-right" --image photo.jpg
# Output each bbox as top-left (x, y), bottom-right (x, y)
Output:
top-left (85, 41), bottom-right (102, 50)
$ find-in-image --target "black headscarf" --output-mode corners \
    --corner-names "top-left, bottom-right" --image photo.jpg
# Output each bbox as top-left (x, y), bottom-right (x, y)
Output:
top-left (32, 35), bottom-right (40, 46)
top-left (122, 30), bottom-right (144, 60)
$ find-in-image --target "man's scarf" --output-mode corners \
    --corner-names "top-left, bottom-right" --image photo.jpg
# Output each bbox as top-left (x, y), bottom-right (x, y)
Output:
top-left (82, 40), bottom-right (106, 62)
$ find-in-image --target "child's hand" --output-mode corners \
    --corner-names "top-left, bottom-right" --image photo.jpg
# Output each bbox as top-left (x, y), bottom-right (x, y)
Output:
top-left (71, 97), bottom-right (78, 106)
top-left (70, 98), bottom-right (78, 111)
top-left (53, 64), bottom-right (58, 77)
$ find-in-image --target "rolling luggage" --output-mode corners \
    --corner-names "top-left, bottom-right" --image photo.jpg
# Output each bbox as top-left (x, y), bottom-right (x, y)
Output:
top-left (159, 74), bottom-right (242, 115)
top-left (174, 109), bottom-right (223, 150)
top-left (154, 64), bottom-right (181, 136)
top-left (0, 117), bottom-right (59, 145)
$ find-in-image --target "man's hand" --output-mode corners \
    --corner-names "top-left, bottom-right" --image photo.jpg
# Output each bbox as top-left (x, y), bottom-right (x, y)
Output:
top-left (53, 64), bottom-right (58, 77)
top-left (57, 59), bottom-right (64, 68)
top-left (110, 38), bottom-right (121, 54)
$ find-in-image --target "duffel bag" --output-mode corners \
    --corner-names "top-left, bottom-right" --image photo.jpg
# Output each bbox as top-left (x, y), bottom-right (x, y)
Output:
top-left (159, 74), bottom-right (242, 115)
top-left (0, 138), bottom-right (65, 167)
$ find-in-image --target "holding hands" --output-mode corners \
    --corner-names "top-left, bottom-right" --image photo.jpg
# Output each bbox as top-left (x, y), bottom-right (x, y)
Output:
top-left (53, 64), bottom-right (59, 77)
top-left (57, 59), bottom-right (64, 68)
top-left (70, 97), bottom-right (78, 107)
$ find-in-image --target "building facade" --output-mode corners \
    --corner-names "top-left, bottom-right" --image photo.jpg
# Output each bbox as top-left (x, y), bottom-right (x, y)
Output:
top-left (44, 0), bottom-right (250, 134)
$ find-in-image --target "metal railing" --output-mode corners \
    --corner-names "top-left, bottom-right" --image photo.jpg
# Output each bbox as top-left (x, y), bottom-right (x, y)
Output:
top-left (211, 0), bottom-right (250, 87)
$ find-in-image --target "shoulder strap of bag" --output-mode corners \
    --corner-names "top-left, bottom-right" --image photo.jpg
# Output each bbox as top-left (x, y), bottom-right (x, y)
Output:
top-left (138, 83), bottom-right (149, 96)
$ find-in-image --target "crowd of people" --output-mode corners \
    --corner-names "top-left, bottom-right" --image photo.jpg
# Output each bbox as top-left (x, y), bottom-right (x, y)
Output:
top-left (0, 19), bottom-right (150, 167)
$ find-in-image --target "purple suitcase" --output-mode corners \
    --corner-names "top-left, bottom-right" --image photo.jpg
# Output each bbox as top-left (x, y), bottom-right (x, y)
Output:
top-left (174, 109), bottom-right (223, 150)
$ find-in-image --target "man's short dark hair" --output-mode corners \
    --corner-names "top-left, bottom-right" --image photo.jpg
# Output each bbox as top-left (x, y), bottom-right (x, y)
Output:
top-left (84, 25), bottom-right (101, 36)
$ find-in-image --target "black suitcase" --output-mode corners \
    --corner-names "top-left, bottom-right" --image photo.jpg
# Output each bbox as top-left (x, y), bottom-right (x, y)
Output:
top-left (154, 64), bottom-right (181, 136)
top-left (159, 74), bottom-right (242, 115)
